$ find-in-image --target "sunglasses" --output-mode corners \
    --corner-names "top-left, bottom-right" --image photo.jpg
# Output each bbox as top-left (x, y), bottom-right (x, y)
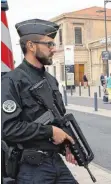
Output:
top-left (32, 41), bottom-right (56, 48)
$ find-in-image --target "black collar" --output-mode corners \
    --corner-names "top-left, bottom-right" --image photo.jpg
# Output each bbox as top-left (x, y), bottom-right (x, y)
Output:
top-left (23, 58), bottom-right (46, 73)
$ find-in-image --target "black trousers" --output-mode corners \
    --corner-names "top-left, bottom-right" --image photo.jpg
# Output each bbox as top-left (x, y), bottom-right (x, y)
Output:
top-left (16, 153), bottom-right (79, 184)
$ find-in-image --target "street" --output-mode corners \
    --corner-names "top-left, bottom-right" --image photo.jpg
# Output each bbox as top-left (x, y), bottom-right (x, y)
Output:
top-left (66, 110), bottom-right (111, 171)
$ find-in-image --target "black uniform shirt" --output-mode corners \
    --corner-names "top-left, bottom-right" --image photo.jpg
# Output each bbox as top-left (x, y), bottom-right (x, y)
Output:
top-left (1, 59), bottom-right (66, 151)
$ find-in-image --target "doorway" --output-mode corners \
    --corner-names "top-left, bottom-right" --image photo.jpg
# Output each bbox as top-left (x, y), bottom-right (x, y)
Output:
top-left (74, 64), bottom-right (84, 85)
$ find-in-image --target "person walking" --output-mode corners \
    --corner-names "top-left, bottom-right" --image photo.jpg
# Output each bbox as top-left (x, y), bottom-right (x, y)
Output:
top-left (107, 73), bottom-right (111, 103)
top-left (100, 73), bottom-right (105, 86)
top-left (83, 74), bottom-right (88, 88)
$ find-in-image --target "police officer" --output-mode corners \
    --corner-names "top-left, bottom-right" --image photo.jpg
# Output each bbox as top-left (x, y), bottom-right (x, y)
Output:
top-left (1, 19), bottom-right (79, 184)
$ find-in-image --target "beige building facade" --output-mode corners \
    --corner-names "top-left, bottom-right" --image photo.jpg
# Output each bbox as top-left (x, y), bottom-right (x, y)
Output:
top-left (88, 37), bottom-right (111, 85)
top-left (46, 7), bottom-right (111, 85)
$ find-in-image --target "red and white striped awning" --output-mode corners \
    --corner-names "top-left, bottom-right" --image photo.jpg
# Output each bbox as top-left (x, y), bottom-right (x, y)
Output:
top-left (1, 8), bottom-right (14, 72)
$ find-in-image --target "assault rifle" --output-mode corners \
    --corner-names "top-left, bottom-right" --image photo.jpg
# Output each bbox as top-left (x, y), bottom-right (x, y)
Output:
top-left (30, 78), bottom-right (96, 183)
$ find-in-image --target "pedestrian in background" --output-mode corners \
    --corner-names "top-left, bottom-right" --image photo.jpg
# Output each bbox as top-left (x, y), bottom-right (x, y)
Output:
top-left (83, 74), bottom-right (88, 88)
top-left (107, 73), bottom-right (111, 103)
top-left (100, 73), bottom-right (105, 86)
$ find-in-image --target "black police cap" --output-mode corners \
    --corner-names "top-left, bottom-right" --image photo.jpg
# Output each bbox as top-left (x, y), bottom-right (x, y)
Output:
top-left (15, 19), bottom-right (59, 39)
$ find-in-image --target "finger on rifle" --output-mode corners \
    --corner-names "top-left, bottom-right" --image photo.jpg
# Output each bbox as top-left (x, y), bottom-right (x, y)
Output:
top-left (66, 134), bottom-right (75, 144)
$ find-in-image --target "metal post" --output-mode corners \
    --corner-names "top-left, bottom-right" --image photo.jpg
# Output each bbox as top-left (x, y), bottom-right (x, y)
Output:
top-left (104, 0), bottom-right (109, 77)
top-left (94, 92), bottom-right (98, 111)
top-left (74, 85), bottom-right (76, 93)
top-left (79, 85), bottom-right (81, 96)
top-left (70, 86), bottom-right (73, 96)
top-left (63, 86), bottom-right (68, 106)
top-left (99, 86), bottom-right (101, 97)
top-left (65, 66), bottom-right (67, 90)
top-left (88, 86), bottom-right (90, 96)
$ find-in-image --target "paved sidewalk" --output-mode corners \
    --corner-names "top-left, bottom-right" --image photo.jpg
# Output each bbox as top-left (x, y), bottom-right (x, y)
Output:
top-left (65, 160), bottom-right (111, 184)
top-left (66, 104), bottom-right (111, 118)
top-left (67, 96), bottom-right (111, 110)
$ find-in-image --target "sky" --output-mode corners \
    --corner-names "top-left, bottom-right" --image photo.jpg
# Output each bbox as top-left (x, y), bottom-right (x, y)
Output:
top-left (6, 0), bottom-right (111, 66)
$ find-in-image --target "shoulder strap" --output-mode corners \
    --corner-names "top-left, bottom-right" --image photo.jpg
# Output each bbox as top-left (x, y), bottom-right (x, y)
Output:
top-left (16, 67), bottom-right (33, 84)
top-left (16, 63), bottom-right (58, 92)
top-left (16, 63), bottom-right (40, 85)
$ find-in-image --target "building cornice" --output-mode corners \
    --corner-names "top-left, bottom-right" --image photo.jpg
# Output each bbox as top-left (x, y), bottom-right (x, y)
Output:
top-left (50, 14), bottom-right (111, 23)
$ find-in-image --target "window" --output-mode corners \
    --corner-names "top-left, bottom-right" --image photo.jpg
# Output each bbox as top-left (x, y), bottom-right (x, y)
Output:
top-left (59, 29), bottom-right (63, 45)
top-left (61, 65), bottom-right (65, 81)
top-left (53, 66), bottom-right (56, 77)
top-left (75, 27), bottom-right (82, 45)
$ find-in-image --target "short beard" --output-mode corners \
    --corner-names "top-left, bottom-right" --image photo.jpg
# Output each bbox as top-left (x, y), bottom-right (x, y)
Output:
top-left (35, 50), bottom-right (53, 66)
top-left (36, 55), bottom-right (53, 65)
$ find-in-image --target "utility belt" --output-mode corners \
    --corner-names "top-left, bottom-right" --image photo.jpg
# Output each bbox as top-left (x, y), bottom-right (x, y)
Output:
top-left (2, 145), bottom-right (64, 184)
top-left (2, 141), bottom-right (65, 181)
top-left (20, 149), bottom-right (59, 166)
top-left (2, 141), bottom-right (62, 179)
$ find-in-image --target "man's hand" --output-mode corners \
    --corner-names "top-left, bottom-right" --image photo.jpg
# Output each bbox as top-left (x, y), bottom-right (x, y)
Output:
top-left (65, 146), bottom-right (77, 165)
top-left (52, 126), bottom-right (74, 145)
